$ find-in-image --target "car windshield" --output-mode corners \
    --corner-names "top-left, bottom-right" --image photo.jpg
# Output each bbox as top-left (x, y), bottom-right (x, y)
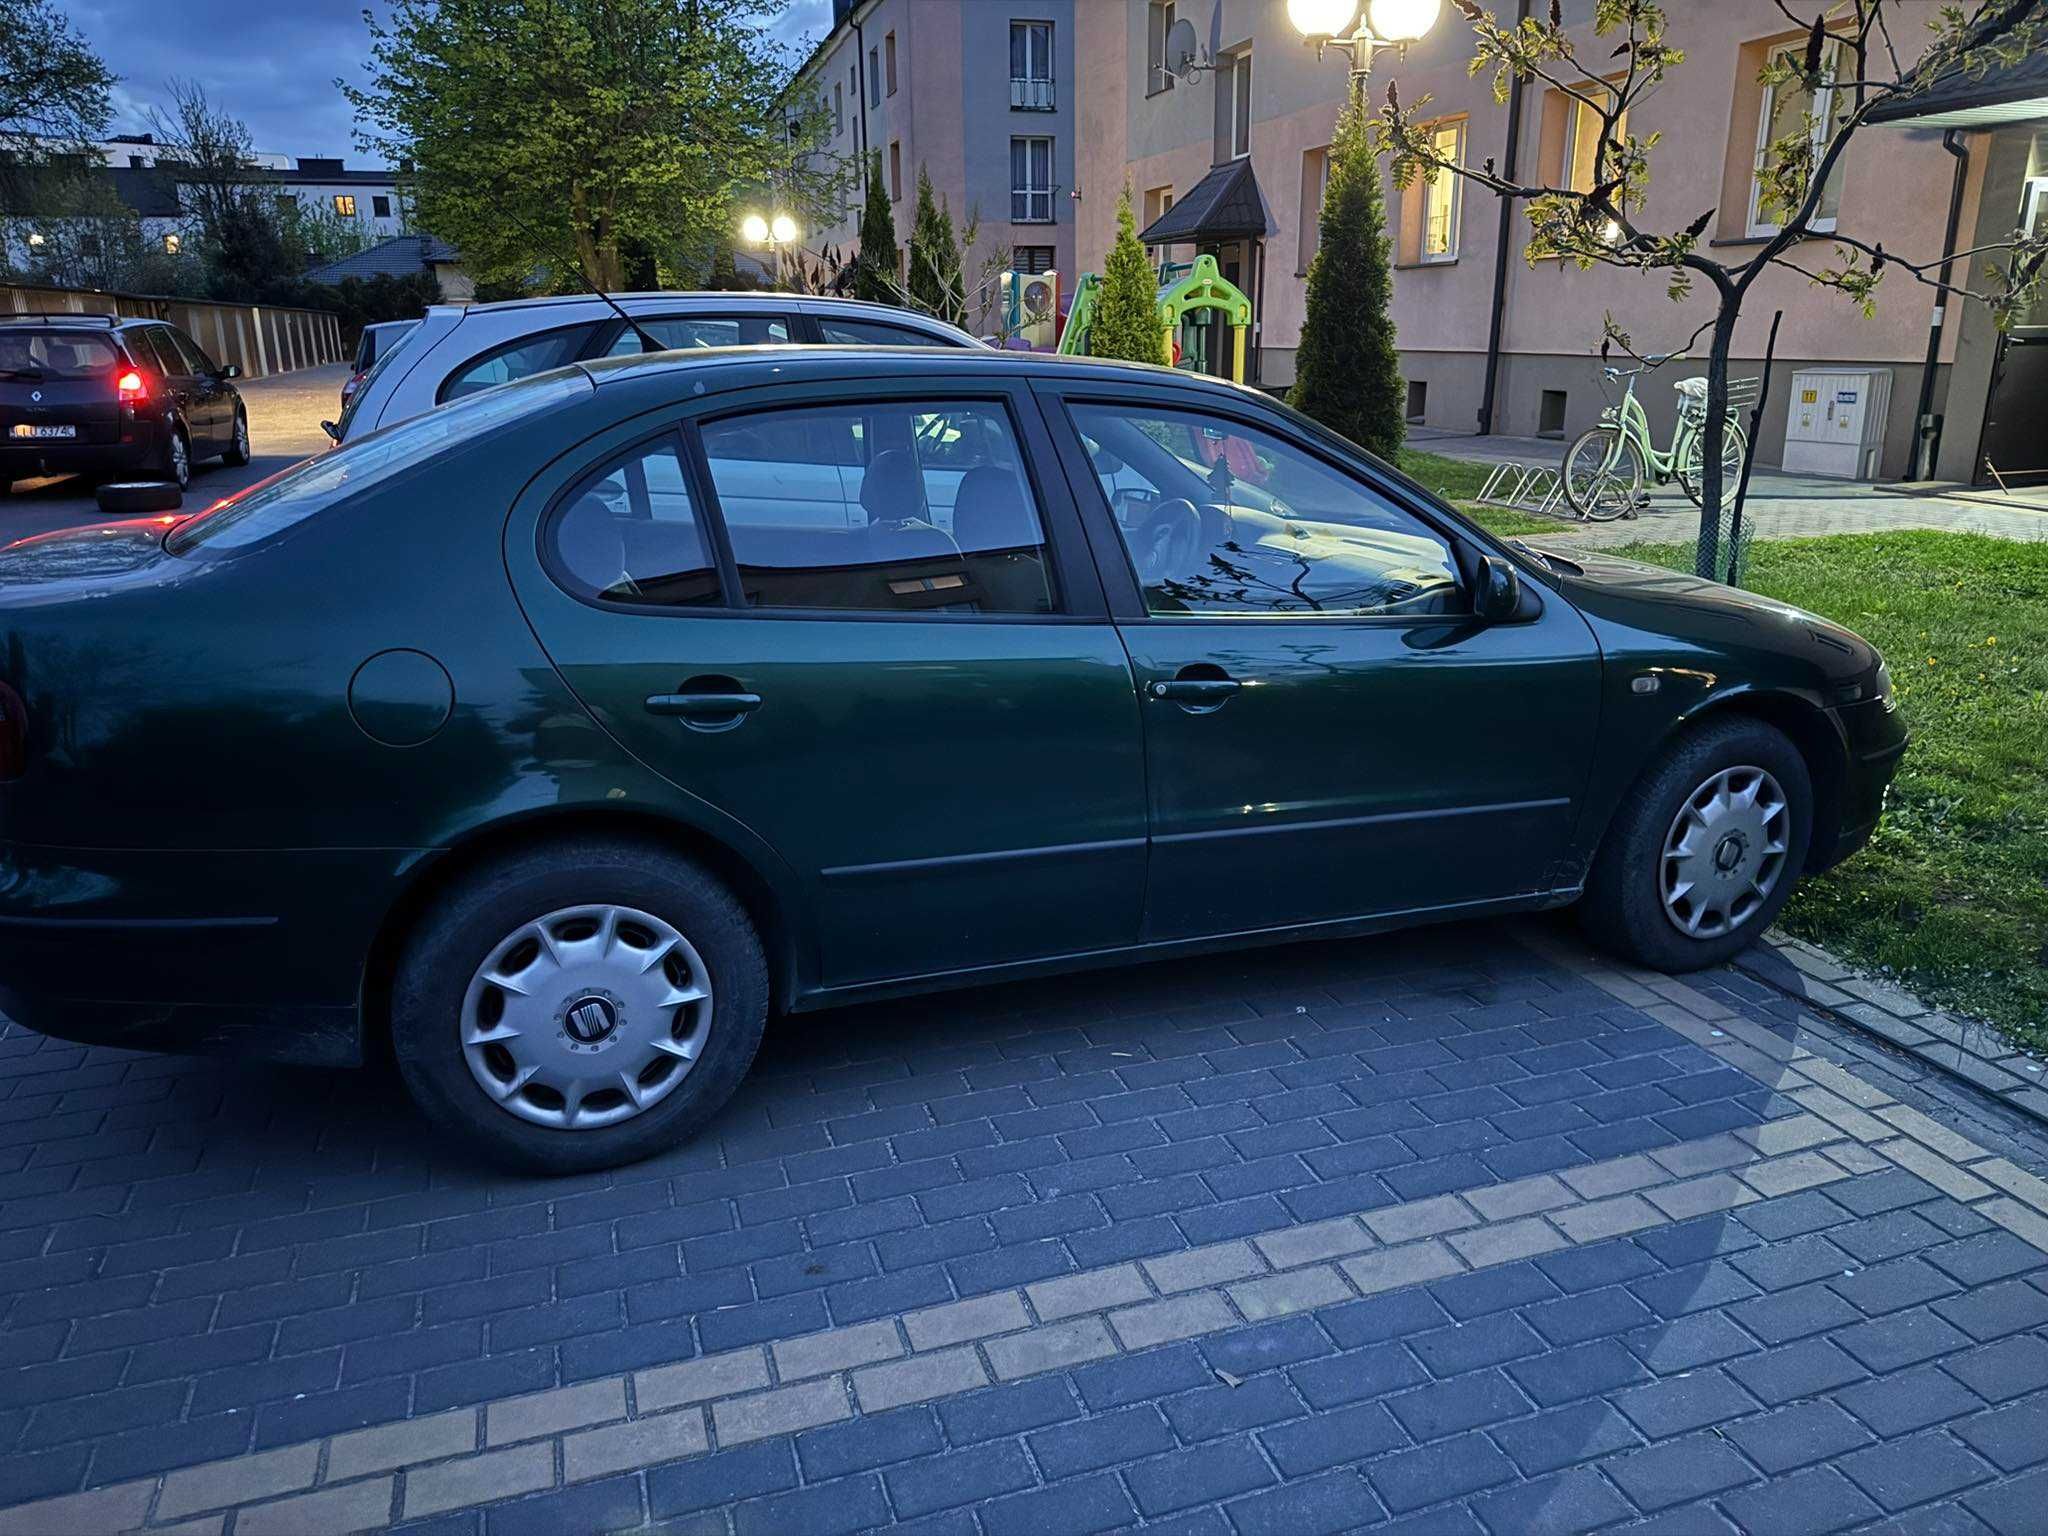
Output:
top-left (0, 330), bottom-right (121, 379)
top-left (168, 369), bottom-right (590, 555)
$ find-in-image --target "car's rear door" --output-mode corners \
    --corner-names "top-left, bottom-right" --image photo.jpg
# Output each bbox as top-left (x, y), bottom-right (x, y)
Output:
top-left (595, 311), bottom-right (804, 357)
top-left (1041, 384), bottom-right (1603, 942)
top-left (0, 327), bottom-right (125, 453)
top-left (508, 373), bottom-right (1148, 990)
top-left (166, 327), bottom-right (231, 450)
top-left (139, 326), bottom-right (210, 445)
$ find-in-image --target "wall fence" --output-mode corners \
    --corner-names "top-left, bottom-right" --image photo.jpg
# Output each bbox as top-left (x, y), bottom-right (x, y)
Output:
top-left (0, 283), bottom-right (343, 380)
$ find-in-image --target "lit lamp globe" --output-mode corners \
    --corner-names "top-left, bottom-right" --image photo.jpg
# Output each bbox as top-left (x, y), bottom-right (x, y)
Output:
top-left (769, 214), bottom-right (799, 245)
top-left (1366, 0), bottom-right (1442, 43)
top-left (1286, 0), bottom-right (1358, 38)
top-left (740, 213), bottom-right (770, 245)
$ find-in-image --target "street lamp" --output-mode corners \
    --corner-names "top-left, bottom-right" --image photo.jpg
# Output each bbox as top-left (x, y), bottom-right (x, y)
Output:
top-left (740, 211), bottom-right (801, 285)
top-left (1287, 0), bottom-right (1441, 100)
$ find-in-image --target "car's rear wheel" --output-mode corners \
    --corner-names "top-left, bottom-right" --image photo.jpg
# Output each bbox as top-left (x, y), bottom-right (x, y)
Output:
top-left (1580, 716), bottom-right (1812, 971)
top-left (158, 425), bottom-right (191, 490)
top-left (390, 838), bottom-right (768, 1172)
top-left (222, 408), bottom-right (250, 467)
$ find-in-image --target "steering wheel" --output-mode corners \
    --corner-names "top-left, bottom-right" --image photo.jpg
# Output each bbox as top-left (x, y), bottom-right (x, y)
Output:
top-left (1132, 498), bottom-right (1205, 587)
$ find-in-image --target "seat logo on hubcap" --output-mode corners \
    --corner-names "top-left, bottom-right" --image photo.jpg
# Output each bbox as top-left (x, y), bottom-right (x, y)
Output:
top-left (563, 995), bottom-right (619, 1045)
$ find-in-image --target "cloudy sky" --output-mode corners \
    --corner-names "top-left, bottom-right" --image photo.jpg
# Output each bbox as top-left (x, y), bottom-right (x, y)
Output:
top-left (63, 0), bottom-right (836, 161)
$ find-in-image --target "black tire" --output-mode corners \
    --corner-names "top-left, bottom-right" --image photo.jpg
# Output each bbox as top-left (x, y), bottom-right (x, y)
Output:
top-left (390, 837), bottom-right (769, 1173)
top-left (221, 408), bottom-right (250, 467)
top-left (1579, 716), bottom-right (1813, 972)
top-left (157, 423), bottom-right (191, 490)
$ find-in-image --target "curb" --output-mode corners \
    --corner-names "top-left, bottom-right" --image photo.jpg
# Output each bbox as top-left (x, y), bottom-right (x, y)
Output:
top-left (1735, 931), bottom-right (2048, 1129)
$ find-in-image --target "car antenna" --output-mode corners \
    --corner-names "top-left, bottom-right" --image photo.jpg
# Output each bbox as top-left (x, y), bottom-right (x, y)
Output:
top-left (495, 206), bottom-right (666, 354)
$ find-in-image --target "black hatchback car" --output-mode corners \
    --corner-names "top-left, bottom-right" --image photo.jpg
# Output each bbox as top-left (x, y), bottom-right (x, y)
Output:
top-left (0, 315), bottom-right (250, 495)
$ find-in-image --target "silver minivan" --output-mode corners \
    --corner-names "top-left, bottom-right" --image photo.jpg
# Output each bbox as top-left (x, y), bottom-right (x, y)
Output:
top-left (331, 292), bottom-right (983, 442)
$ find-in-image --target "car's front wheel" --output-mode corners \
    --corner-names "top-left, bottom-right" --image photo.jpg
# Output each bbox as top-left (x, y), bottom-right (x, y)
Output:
top-left (1580, 716), bottom-right (1813, 971)
top-left (390, 837), bottom-right (768, 1172)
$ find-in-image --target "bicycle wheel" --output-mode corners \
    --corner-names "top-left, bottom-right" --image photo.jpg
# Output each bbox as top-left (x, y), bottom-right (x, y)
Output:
top-left (1677, 420), bottom-right (1748, 507)
top-left (1563, 426), bottom-right (1647, 520)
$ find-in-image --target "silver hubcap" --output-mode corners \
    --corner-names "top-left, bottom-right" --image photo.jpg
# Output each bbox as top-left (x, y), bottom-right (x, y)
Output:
top-left (235, 417), bottom-right (248, 454)
top-left (1660, 765), bottom-right (1790, 939)
top-left (170, 434), bottom-right (188, 483)
top-left (461, 904), bottom-right (714, 1130)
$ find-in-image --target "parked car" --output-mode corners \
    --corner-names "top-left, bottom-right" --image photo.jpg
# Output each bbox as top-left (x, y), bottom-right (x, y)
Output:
top-left (0, 315), bottom-right (248, 494)
top-left (0, 348), bottom-right (1905, 1171)
top-left (330, 291), bottom-right (981, 443)
top-left (340, 319), bottom-right (418, 410)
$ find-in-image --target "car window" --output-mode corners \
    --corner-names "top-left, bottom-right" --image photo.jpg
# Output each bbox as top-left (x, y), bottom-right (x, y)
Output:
top-left (1070, 403), bottom-right (1462, 618)
top-left (698, 399), bottom-right (1056, 615)
top-left (439, 323), bottom-right (601, 402)
top-left (334, 323), bottom-right (419, 439)
top-left (0, 330), bottom-right (120, 378)
top-left (169, 329), bottom-right (217, 376)
top-left (814, 317), bottom-right (955, 347)
top-left (549, 436), bottom-right (718, 607)
top-left (604, 315), bottom-right (790, 355)
top-left (169, 370), bottom-right (591, 555)
top-left (142, 328), bottom-right (187, 377)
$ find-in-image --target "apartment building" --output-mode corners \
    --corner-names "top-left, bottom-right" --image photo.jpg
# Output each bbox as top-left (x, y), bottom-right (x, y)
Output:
top-left (1075, 0), bottom-right (2048, 484)
top-left (84, 136), bottom-right (413, 242)
top-left (795, 0), bottom-right (1077, 329)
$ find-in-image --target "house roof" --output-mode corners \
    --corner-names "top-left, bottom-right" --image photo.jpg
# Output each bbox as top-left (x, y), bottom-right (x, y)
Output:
top-left (108, 167), bottom-right (181, 218)
top-left (305, 234), bottom-right (461, 284)
top-left (1865, 1), bottom-right (2048, 126)
top-left (1138, 159), bottom-right (1269, 245)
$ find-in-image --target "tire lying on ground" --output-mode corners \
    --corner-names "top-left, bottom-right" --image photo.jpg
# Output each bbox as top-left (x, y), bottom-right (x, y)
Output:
top-left (95, 480), bottom-right (185, 516)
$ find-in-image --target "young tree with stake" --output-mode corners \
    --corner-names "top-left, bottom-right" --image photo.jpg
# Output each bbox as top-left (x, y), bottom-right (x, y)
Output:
top-left (1373, 0), bottom-right (2048, 580)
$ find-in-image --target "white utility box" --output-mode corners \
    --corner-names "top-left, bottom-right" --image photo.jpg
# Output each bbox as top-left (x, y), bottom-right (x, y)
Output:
top-left (1782, 368), bottom-right (1893, 479)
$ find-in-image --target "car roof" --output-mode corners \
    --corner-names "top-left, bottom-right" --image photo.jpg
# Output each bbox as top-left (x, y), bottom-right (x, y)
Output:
top-left (431, 291), bottom-right (942, 319)
top-left (0, 315), bottom-right (153, 332)
top-left (575, 343), bottom-right (1264, 405)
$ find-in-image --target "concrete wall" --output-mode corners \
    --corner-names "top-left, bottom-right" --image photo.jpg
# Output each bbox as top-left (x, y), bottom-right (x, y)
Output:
top-left (1072, 0), bottom-right (2020, 478)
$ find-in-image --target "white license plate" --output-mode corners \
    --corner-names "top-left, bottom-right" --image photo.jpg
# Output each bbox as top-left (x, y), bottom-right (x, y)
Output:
top-left (9, 424), bottom-right (76, 440)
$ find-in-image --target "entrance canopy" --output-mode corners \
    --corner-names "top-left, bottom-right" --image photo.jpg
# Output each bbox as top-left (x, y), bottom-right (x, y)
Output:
top-left (1137, 158), bottom-right (1268, 245)
top-left (1866, 29), bottom-right (2048, 127)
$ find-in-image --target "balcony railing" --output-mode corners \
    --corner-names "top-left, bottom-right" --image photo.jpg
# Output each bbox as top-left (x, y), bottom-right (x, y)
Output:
top-left (1011, 77), bottom-right (1055, 111)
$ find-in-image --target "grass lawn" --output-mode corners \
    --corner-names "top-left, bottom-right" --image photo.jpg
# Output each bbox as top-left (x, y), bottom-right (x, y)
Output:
top-left (1396, 447), bottom-right (1564, 539)
top-left (1610, 530), bottom-right (2048, 1051)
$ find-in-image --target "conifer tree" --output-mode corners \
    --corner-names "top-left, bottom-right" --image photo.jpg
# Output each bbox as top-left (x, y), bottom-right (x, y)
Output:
top-left (1089, 187), bottom-right (1167, 365)
top-left (852, 150), bottom-right (901, 305)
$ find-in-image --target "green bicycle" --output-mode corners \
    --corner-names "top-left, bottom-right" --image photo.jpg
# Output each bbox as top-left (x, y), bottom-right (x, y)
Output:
top-left (1562, 352), bottom-right (1754, 521)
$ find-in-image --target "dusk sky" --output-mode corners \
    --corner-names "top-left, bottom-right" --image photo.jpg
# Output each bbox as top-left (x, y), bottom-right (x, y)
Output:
top-left (62, 0), bottom-right (836, 162)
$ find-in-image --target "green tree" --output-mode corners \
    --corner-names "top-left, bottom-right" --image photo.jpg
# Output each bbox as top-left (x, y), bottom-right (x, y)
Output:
top-left (346, 0), bottom-right (829, 292)
top-left (853, 150), bottom-right (900, 304)
top-left (906, 167), bottom-right (963, 324)
top-left (1090, 188), bottom-right (1166, 365)
top-left (0, 0), bottom-right (112, 159)
top-left (1292, 100), bottom-right (1404, 460)
top-left (148, 81), bottom-right (304, 299)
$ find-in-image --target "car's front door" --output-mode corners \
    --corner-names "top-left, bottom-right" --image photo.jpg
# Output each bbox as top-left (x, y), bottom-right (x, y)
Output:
top-left (166, 327), bottom-right (231, 449)
top-left (1048, 390), bottom-right (1603, 942)
top-left (510, 379), bottom-right (1148, 989)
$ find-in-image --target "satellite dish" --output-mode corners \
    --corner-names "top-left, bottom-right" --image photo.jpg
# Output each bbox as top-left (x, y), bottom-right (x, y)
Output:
top-left (1166, 17), bottom-right (1200, 78)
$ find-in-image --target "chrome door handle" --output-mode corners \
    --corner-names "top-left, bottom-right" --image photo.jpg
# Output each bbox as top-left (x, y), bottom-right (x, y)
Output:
top-left (1149, 678), bottom-right (1241, 703)
top-left (644, 692), bottom-right (763, 718)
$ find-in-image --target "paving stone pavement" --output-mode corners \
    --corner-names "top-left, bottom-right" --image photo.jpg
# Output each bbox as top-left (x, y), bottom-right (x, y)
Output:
top-left (1, 916), bottom-right (2045, 1533)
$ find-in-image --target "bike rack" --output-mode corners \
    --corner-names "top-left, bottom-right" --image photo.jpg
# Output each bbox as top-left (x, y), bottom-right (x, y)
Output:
top-left (1473, 460), bottom-right (1576, 520)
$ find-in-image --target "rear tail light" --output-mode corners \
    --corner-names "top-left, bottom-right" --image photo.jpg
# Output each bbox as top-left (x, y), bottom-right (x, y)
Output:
top-left (116, 369), bottom-right (149, 403)
top-left (0, 682), bottom-right (26, 782)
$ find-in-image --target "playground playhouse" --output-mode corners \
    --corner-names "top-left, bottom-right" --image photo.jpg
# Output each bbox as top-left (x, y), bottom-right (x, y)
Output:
top-left (1057, 254), bottom-right (1253, 382)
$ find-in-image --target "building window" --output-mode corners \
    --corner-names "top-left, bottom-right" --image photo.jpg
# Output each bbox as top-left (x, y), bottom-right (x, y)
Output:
top-left (1144, 184), bottom-right (1175, 256)
top-left (869, 47), bottom-right (881, 106)
top-left (885, 31), bottom-right (898, 96)
top-left (1562, 88), bottom-right (1624, 195)
top-left (889, 140), bottom-right (903, 202)
top-left (1147, 1), bottom-right (1176, 96)
top-left (162, 232), bottom-right (182, 255)
top-left (1011, 137), bottom-right (1054, 223)
top-left (1227, 51), bottom-right (1253, 160)
top-left (835, 81), bottom-right (844, 134)
top-left (1421, 122), bottom-right (1463, 260)
top-left (1406, 380), bottom-right (1428, 421)
top-left (1011, 21), bottom-right (1055, 110)
top-left (1750, 37), bottom-right (1846, 234)
top-left (1297, 148), bottom-right (1327, 272)
top-left (372, 194), bottom-right (391, 219)
top-left (333, 194), bottom-right (357, 217)
top-left (1014, 245), bottom-right (1056, 274)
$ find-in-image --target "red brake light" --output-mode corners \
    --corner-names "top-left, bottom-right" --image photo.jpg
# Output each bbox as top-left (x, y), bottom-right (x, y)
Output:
top-left (116, 369), bottom-right (148, 402)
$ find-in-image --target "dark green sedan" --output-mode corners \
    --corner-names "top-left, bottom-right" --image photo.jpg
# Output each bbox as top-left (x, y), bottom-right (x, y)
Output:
top-left (0, 349), bottom-right (1905, 1170)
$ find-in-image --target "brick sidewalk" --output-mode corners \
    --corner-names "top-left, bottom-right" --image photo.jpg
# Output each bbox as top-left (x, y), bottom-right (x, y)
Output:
top-left (2, 919), bottom-right (2044, 1533)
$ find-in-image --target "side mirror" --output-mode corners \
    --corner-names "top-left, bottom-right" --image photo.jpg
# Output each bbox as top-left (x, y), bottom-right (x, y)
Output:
top-left (320, 420), bottom-right (341, 443)
top-left (96, 480), bottom-right (184, 516)
top-left (1473, 554), bottom-right (1522, 623)
top-left (217, 364), bottom-right (241, 380)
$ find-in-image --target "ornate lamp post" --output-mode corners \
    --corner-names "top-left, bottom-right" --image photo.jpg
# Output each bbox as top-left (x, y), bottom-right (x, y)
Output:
top-left (1286, 0), bottom-right (1441, 103)
top-left (740, 212), bottom-right (800, 285)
